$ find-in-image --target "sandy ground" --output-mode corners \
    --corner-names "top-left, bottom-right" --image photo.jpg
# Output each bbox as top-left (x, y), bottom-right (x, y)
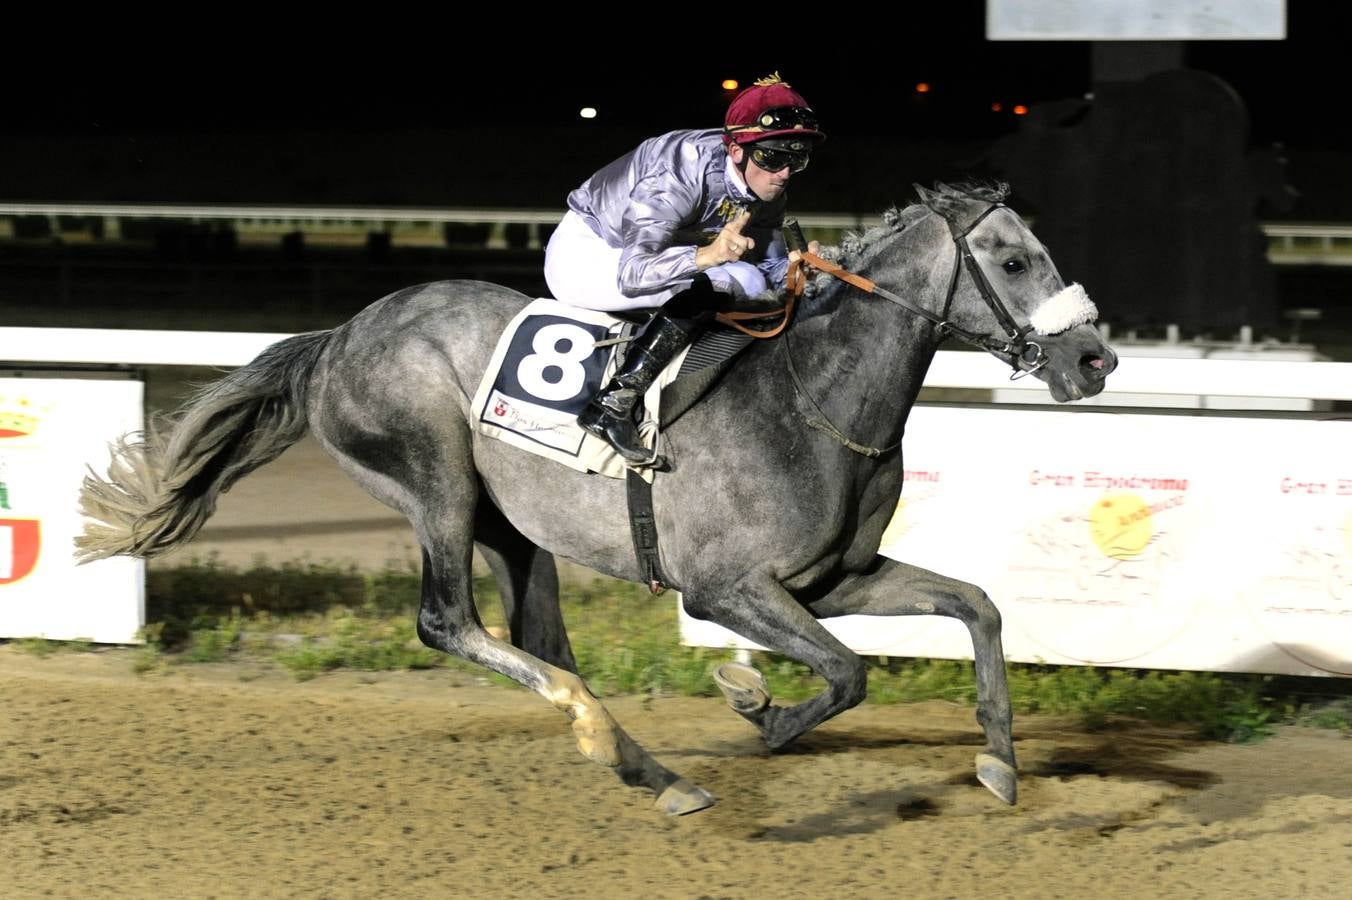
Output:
top-left (2, 646), bottom-right (1351, 899)
top-left (22, 370), bottom-right (1345, 897)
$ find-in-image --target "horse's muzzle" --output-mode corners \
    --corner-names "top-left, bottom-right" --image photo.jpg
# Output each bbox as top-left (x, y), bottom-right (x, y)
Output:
top-left (1039, 328), bottom-right (1117, 401)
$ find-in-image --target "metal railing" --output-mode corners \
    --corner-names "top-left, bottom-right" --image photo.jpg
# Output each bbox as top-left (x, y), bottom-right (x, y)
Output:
top-left (1261, 222), bottom-right (1352, 266)
top-left (0, 203), bottom-right (859, 251)
top-left (3, 202), bottom-right (1350, 264)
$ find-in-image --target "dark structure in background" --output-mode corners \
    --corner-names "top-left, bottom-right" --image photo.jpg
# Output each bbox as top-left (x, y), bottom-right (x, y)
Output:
top-left (993, 67), bottom-right (1293, 336)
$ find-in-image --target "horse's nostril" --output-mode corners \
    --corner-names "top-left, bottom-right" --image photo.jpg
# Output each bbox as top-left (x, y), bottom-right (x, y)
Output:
top-left (1081, 355), bottom-right (1106, 374)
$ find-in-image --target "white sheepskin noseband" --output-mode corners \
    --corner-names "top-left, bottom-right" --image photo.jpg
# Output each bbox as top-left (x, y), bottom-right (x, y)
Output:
top-left (1029, 283), bottom-right (1097, 335)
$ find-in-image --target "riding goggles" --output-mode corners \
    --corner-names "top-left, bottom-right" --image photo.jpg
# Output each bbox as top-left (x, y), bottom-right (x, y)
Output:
top-left (732, 105), bottom-right (820, 134)
top-left (750, 143), bottom-right (811, 174)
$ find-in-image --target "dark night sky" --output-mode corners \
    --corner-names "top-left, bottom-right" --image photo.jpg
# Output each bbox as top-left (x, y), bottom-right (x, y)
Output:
top-left (5, 4), bottom-right (1344, 148)
top-left (3, 4), bottom-right (1347, 219)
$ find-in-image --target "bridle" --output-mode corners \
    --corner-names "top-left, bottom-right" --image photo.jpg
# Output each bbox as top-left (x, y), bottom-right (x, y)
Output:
top-left (782, 203), bottom-right (1055, 457)
top-left (800, 203), bottom-right (1049, 379)
top-left (934, 204), bottom-right (1049, 379)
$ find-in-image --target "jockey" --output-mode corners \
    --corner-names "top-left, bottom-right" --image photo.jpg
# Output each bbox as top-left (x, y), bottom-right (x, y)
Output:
top-left (544, 73), bottom-right (825, 463)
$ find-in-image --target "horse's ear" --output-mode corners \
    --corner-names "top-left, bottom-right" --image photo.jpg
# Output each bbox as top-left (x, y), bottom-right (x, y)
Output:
top-left (914, 183), bottom-right (966, 224)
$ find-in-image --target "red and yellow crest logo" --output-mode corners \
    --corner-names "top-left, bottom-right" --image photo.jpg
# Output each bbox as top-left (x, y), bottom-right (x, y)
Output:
top-left (0, 393), bottom-right (52, 440)
top-left (0, 411), bottom-right (37, 439)
top-left (0, 518), bottom-right (40, 584)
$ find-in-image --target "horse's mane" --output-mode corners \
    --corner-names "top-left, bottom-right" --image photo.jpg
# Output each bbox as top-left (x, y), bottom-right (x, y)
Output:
top-left (800, 181), bottom-right (1010, 316)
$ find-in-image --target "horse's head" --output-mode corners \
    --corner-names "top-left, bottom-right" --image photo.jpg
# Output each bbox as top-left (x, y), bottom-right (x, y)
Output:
top-left (915, 183), bottom-right (1117, 402)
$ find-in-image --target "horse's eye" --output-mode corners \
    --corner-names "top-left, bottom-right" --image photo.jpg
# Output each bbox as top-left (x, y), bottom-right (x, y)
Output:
top-left (1003, 259), bottom-right (1025, 274)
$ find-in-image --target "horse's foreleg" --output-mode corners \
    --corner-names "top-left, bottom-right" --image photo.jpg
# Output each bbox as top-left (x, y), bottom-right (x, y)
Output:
top-left (683, 569), bottom-right (868, 750)
top-left (417, 541), bottom-right (713, 815)
top-left (807, 557), bottom-right (1017, 805)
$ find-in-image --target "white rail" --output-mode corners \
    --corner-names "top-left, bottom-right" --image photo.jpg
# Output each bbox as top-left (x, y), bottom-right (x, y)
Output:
top-left (4, 327), bottom-right (1351, 401)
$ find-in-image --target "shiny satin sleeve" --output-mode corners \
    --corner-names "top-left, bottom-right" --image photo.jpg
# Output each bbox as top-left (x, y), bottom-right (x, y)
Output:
top-left (616, 174), bottom-right (701, 297)
top-left (757, 226), bottom-right (790, 293)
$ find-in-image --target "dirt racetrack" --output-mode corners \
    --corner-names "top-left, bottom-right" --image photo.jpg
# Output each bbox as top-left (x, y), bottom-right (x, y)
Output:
top-left (3, 646), bottom-right (1351, 899)
top-left (6, 370), bottom-right (1346, 896)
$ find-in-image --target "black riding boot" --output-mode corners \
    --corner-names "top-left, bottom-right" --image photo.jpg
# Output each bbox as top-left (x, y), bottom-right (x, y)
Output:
top-left (577, 313), bottom-right (696, 464)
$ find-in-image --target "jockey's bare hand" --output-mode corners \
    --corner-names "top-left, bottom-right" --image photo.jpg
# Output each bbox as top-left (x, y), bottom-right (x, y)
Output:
top-left (788, 239), bottom-right (821, 265)
top-left (695, 211), bottom-right (755, 269)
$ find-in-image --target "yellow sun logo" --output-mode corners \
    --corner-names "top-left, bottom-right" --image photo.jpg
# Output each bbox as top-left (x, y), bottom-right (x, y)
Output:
top-left (1088, 493), bottom-right (1153, 559)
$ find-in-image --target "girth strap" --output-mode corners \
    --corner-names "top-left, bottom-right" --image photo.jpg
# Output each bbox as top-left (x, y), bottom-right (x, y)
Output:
top-left (626, 469), bottom-right (669, 594)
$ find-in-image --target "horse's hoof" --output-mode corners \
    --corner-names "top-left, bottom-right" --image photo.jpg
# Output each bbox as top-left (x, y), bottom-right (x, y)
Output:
top-left (975, 752), bottom-right (1018, 806)
top-left (714, 662), bottom-right (771, 716)
top-left (654, 778), bottom-right (716, 816)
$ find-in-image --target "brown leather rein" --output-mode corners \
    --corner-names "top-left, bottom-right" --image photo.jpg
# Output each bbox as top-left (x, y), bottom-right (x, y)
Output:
top-left (713, 250), bottom-right (871, 339)
top-left (713, 207), bottom-right (1049, 379)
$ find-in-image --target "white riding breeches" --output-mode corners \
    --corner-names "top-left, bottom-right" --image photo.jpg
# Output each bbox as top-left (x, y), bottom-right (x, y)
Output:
top-left (544, 210), bottom-right (767, 311)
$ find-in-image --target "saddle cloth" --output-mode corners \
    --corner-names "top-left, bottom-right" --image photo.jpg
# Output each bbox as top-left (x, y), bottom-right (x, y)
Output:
top-left (473, 299), bottom-right (746, 481)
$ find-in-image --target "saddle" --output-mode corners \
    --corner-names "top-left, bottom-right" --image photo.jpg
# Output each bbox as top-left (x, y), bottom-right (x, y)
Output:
top-left (471, 299), bottom-right (760, 481)
top-left (612, 287), bottom-right (793, 426)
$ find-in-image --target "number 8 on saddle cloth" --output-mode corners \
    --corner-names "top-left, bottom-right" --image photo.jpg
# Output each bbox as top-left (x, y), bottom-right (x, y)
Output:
top-left (472, 299), bottom-right (752, 479)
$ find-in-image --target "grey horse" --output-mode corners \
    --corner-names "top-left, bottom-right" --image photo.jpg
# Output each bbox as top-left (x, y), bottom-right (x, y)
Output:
top-left (77, 183), bottom-right (1117, 815)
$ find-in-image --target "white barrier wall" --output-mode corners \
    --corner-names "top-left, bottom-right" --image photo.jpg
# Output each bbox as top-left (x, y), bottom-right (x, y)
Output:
top-left (0, 376), bottom-right (145, 643)
top-left (680, 406), bottom-right (1352, 677)
top-left (3, 328), bottom-right (1350, 669)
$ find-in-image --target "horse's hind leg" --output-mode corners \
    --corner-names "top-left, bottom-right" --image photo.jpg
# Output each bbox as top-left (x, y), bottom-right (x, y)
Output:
top-left (474, 501), bottom-right (576, 673)
top-left (418, 522), bottom-right (713, 815)
top-left (806, 557), bottom-right (1017, 805)
top-left (317, 414), bottom-right (709, 814)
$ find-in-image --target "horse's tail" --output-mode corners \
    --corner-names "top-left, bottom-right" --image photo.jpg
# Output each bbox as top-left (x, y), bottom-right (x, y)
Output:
top-left (74, 330), bottom-right (334, 562)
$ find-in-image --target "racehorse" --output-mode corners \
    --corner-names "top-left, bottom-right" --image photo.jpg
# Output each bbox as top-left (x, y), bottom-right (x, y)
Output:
top-left (77, 183), bottom-right (1117, 815)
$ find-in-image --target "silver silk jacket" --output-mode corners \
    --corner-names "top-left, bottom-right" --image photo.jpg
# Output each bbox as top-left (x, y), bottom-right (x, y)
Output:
top-left (565, 128), bottom-right (791, 299)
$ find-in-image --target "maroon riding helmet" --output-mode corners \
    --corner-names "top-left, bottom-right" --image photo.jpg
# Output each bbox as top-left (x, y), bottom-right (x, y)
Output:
top-left (722, 73), bottom-right (826, 148)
